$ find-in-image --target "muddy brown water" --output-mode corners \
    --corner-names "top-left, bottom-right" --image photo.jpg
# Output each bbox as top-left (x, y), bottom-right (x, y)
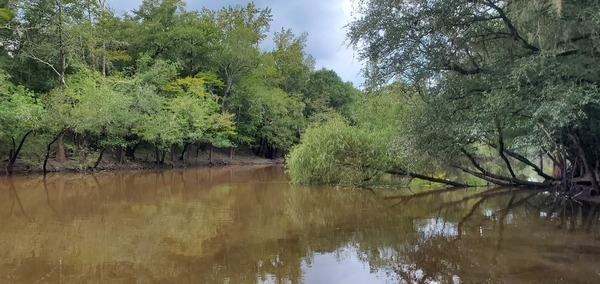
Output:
top-left (1, 165), bottom-right (599, 283)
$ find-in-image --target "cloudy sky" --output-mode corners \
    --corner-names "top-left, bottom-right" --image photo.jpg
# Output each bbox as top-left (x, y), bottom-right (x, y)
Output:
top-left (106, 0), bottom-right (364, 86)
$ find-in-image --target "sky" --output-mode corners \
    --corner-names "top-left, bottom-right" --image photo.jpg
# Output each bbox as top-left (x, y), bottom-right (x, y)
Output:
top-left (106, 0), bottom-right (364, 87)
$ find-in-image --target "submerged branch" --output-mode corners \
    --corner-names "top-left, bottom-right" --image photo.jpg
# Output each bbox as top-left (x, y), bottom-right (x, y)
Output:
top-left (504, 149), bottom-right (555, 181)
top-left (453, 164), bottom-right (550, 188)
top-left (384, 186), bottom-right (470, 201)
top-left (387, 168), bottom-right (472, 187)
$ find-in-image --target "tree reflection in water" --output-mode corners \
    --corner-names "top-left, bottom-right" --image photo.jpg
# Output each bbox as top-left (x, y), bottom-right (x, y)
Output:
top-left (364, 188), bottom-right (600, 283)
top-left (0, 167), bottom-right (599, 283)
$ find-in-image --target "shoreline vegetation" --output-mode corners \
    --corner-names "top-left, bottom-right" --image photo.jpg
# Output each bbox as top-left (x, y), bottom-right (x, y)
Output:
top-left (3, 0), bottom-right (600, 200)
top-left (1, 147), bottom-right (282, 175)
top-left (0, 1), bottom-right (359, 176)
top-left (286, 0), bottom-right (600, 198)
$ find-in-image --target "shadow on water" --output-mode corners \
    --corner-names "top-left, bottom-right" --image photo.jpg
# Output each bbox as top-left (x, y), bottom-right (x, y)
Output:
top-left (0, 166), bottom-right (599, 283)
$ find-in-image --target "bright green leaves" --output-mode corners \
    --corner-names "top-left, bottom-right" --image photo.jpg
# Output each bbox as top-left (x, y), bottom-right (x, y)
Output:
top-left (0, 84), bottom-right (45, 139)
top-left (129, 58), bottom-right (236, 152)
top-left (0, 0), bottom-right (14, 26)
top-left (287, 116), bottom-right (357, 184)
top-left (252, 86), bottom-right (305, 152)
top-left (0, 72), bottom-right (45, 172)
top-left (287, 84), bottom-right (414, 185)
top-left (271, 29), bottom-right (314, 94)
top-left (0, 0), bottom-right (364, 170)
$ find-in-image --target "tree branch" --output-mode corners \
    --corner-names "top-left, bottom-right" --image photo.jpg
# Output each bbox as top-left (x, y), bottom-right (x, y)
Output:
top-left (442, 63), bottom-right (482, 75)
top-left (453, 164), bottom-right (550, 188)
top-left (504, 149), bottom-right (555, 181)
top-left (453, 165), bottom-right (511, 186)
top-left (568, 133), bottom-right (600, 192)
top-left (21, 51), bottom-right (62, 79)
top-left (460, 147), bottom-right (487, 173)
top-left (496, 123), bottom-right (517, 179)
top-left (483, 0), bottom-right (540, 52)
top-left (387, 168), bottom-right (471, 187)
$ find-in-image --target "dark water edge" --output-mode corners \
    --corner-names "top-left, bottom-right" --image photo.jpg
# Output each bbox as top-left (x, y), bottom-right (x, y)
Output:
top-left (1, 165), bottom-right (599, 283)
top-left (1, 150), bottom-right (281, 175)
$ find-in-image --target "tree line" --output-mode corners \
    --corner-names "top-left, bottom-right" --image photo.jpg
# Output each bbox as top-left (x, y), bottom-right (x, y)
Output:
top-left (0, 0), bottom-right (360, 173)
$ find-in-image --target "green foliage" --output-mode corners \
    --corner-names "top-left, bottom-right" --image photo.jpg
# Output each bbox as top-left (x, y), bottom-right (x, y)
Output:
top-left (287, 85), bottom-right (412, 185)
top-left (252, 86), bottom-right (305, 151)
top-left (230, 75), bottom-right (305, 153)
top-left (271, 28), bottom-right (315, 93)
top-left (0, 0), bottom-right (358, 170)
top-left (287, 116), bottom-right (368, 184)
top-left (339, 0), bottom-right (600, 188)
top-left (0, 83), bottom-right (45, 139)
top-left (0, 72), bottom-right (45, 169)
top-left (304, 68), bottom-right (360, 119)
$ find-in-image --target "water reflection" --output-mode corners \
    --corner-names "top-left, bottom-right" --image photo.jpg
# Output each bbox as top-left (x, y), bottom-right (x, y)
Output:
top-left (0, 166), bottom-right (599, 283)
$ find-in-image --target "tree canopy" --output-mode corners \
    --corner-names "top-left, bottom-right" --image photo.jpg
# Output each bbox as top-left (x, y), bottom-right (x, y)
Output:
top-left (0, 0), bottom-right (360, 173)
top-left (288, 0), bottom-right (600, 195)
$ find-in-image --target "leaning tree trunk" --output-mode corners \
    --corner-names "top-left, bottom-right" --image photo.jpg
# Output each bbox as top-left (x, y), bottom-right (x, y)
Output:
top-left (43, 132), bottom-right (63, 174)
top-left (93, 148), bottom-right (105, 169)
top-left (179, 143), bottom-right (190, 160)
top-left (6, 132), bottom-right (32, 175)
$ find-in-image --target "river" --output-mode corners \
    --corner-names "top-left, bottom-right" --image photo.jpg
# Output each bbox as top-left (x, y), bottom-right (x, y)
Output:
top-left (1, 165), bottom-right (599, 283)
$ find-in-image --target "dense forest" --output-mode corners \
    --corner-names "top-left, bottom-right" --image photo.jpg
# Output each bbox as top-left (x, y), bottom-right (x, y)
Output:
top-left (0, 0), bottom-right (360, 173)
top-left (3, 0), bottom-right (600, 199)
top-left (286, 0), bottom-right (600, 198)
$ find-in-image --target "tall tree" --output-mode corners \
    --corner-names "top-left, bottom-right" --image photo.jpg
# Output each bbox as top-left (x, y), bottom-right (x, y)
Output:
top-left (304, 68), bottom-right (360, 119)
top-left (205, 3), bottom-right (271, 107)
top-left (7, 0), bottom-right (88, 91)
top-left (346, 0), bottom-right (600, 191)
top-left (270, 28), bottom-right (314, 94)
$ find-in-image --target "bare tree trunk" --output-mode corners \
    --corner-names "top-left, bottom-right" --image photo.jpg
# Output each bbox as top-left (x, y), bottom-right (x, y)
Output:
top-left (6, 132), bottom-right (32, 175)
top-left (208, 145), bottom-right (213, 162)
top-left (179, 143), bottom-right (189, 160)
top-left (56, 134), bottom-right (66, 163)
top-left (56, 0), bottom-right (67, 87)
top-left (387, 168), bottom-right (471, 187)
top-left (93, 148), bottom-right (105, 169)
top-left (102, 40), bottom-right (107, 76)
top-left (6, 149), bottom-right (14, 174)
top-left (497, 124), bottom-right (517, 179)
top-left (116, 145), bottom-right (123, 165)
top-left (569, 133), bottom-right (600, 192)
top-left (155, 146), bottom-right (161, 164)
top-left (43, 132), bottom-right (62, 174)
top-left (125, 144), bottom-right (137, 160)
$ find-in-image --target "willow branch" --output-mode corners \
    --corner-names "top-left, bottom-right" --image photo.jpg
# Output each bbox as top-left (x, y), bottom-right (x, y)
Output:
top-left (387, 168), bottom-right (471, 187)
top-left (496, 124), bottom-right (517, 179)
top-left (483, 0), bottom-right (540, 52)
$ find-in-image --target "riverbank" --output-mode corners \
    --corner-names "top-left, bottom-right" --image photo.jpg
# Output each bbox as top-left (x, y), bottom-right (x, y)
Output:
top-left (2, 150), bottom-right (283, 175)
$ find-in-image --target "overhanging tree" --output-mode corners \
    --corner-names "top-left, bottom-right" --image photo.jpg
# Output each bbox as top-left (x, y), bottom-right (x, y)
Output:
top-left (348, 0), bottom-right (600, 192)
